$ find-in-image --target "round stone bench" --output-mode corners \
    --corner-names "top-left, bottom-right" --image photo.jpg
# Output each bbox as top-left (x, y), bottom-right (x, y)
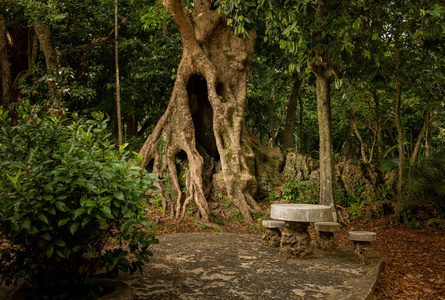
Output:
top-left (348, 231), bottom-right (377, 265)
top-left (314, 222), bottom-right (340, 251)
top-left (270, 204), bottom-right (333, 258)
top-left (262, 220), bottom-right (285, 248)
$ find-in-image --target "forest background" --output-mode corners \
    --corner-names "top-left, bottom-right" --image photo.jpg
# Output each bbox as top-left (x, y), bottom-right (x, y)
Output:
top-left (1, 0), bottom-right (445, 234)
top-left (1, 1), bottom-right (445, 298)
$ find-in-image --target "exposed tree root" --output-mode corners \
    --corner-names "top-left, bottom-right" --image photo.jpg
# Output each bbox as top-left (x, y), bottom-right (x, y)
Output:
top-left (139, 0), bottom-right (283, 224)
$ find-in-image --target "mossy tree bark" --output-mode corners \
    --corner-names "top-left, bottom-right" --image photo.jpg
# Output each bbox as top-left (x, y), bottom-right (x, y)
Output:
top-left (139, 0), bottom-right (283, 223)
top-left (394, 41), bottom-right (406, 220)
top-left (309, 63), bottom-right (337, 218)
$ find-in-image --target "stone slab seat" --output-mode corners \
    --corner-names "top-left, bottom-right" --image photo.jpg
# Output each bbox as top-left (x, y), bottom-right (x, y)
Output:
top-left (262, 220), bottom-right (285, 229)
top-left (270, 204), bottom-right (332, 222)
top-left (348, 231), bottom-right (377, 242)
top-left (314, 222), bottom-right (340, 252)
top-left (314, 222), bottom-right (340, 233)
top-left (348, 231), bottom-right (377, 265)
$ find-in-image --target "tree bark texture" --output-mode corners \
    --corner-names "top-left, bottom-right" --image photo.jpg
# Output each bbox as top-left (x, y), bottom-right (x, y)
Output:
top-left (372, 91), bottom-right (384, 167)
top-left (33, 24), bottom-right (60, 70)
top-left (139, 0), bottom-right (283, 223)
top-left (309, 64), bottom-right (337, 218)
top-left (410, 114), bottom-right (428, 166)
top-left (394, 41), bottom-right (405, 214)
top-left (283, 70), bottom-right (303, 150)
top-left (115, 0), bottom-right (122, 145)
top-left (299, 88), bottom-right (304, 153)
top-left (340, 109), bottom-right (354, 162)
top-left (425, 111), bottom-right (433, 158)
top-left (0, 14), bottom-right (12, 107)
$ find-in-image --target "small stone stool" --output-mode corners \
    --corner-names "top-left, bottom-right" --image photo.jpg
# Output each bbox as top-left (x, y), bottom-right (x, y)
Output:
top-left (348, 231), bottom-right (377, 265)
top-left (314, 222), bottom-right (340, 251)
top-left (262, 220), bottom-right (285, 247)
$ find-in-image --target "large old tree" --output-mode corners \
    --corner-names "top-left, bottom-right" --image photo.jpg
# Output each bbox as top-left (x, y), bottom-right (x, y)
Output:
top-left (139, 0), bottom-right (283, 223)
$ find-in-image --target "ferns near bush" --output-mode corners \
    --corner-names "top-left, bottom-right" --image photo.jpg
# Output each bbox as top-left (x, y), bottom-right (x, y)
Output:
top-left (407, 148), bottom-right (445, 216)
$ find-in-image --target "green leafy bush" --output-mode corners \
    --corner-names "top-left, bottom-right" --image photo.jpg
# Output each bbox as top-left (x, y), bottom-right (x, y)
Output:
top-left (408, 148), bottom-right (445, 215)
top-left (281, 180), bottom-right (319, 204)
top-left (0, 103), bottom-right (158, 297)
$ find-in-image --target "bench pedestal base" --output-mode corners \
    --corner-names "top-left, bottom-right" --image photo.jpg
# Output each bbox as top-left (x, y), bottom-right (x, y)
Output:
top-left (353, 241), bottom-right (371, 265)
top-left (262, 228), bottom-right (281, 248)
top-left (280, 222), bottom-right (312, 258)
top-left (316, 231), bottom-right (336, 251)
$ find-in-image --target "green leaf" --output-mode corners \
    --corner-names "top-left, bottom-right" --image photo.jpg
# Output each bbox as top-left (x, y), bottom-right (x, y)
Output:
top-left (81, 216), bottom-right (91, 228)
top-left (47, 207), bottom-right (56, 215)
top-left (80, 194), bottom-right (88, 206)
top-left (70, 222), bottom-right (80, 235)
top-left (100, 206), bottom-right (114, 219)
top-left (139, 218), bottom-right (151, 231)
top-left (38, 213), bottom-right (49, 225)
top-left (73, 245), bottom-right (83, 252)
top-left (74, 207), bottom-right (86, 218)
top-left (114, 190), bottom-right (125, 200)
top-left (58, 218), bottom-right (70, 226)
top-left (42, 194), bottom-right (53, 201)
top-left (86, 183), bottom-right (99, 194)
top-left (85, 246), bottom-right (97, 258)
top-left (55, 201), bottom-right (69, 212)
top-left (42, 233), bottom-right (52, 241)
top-left (54, 239), bottom-right (66, 247)
top-left (121, 221), bottom-right (134, 236)
top-left (352, 17), bottom-right (362, 29)
top-left (22, 220), bottom-right (31, 230)
top-left (86, 200), bottom-right (98, 207)
top-left (56, 250), bottom-right (66, 258)
top-left (46, 244), bottom-right (54, 258)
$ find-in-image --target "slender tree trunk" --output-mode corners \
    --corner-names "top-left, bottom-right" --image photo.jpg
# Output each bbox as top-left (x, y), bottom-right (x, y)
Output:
top-left (425, 111), bottom-right (433, 157)
top-left (410, 114), bottom-right (429, 165)
top-left (341, 109), bottom-right (354, 162)
top-left (309, 0), bottom-right (338, 220)
top-left (33, 24), bottom-right (59, 70)
top-left (115, 0), bottom-right (122, 145)
top-left (310, 64), bottom-right (337, 219)
top-left (0, 14), bottom-right (12, 107)
top-left (394, 41), bottom-right (405, 218)
top-left (299, 92), bottom-right (304, 153)
top-left (269, 88), bottom-right (275, 146)
top-left (350, 109), bottom-right (377, 164)
top-left (350, 110), bottom-right (368, 162)
top-left (373, 91), bottom-right (384, 167)
top-left (283, 70), bottom-right (303, 150)
top-left (127, 113), bottom-right (137, 138)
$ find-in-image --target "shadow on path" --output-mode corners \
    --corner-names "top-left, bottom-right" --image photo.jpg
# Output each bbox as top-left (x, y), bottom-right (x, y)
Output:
top-left (120, 233), bottom-right (382, 300)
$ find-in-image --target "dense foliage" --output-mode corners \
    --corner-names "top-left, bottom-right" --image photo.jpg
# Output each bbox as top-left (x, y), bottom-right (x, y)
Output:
top-left (0, 103), bottom-right (158, 297)
top-left (1, 0), bottom-right (444, 221)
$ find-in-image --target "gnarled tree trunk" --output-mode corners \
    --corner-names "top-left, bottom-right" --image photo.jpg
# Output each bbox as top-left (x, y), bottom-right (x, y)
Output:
top-left (139, 0), bottom-right (283, 223)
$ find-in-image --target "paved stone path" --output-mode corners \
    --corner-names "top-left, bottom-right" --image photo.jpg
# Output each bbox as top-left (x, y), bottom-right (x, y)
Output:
top-left (120, 233), bottom-right (382, 300)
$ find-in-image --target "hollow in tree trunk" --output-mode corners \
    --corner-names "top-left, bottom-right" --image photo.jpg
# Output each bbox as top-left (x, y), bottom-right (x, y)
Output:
top-left (139, 0), bottom-right (283, 223)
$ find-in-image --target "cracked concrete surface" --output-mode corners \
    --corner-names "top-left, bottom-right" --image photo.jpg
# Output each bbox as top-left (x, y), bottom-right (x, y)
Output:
top-left (120, 233), bottom-right (382, 300)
